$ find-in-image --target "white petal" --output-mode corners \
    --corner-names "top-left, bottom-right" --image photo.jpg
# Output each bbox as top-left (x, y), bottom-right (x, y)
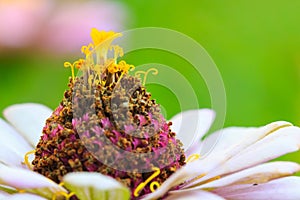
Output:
top-left (173, 161), bottom-right (300, 193)
top-left (200, 121), bottom-right (292, 157)
top-left (214, 125), bottom-right (300, 176)
top-left (0, 148), bottom-right (24, 167)
top-left (0, 190), bottom-right (9, 199)
top-left (3, 103), bottom-right (52, 147)
top-left (213, 176), bottom-right (300, 200)
top-left (165, 190), bottom-right (225, 200)
top-left (4, 193), bottom-right (47, 200)
top-left (183, 121), bottom-right (294, 188)
top-left (0, 118), bottom-right (32, 155)
top-left (170, 109), bottom-right (215, 153)
top-left (0, 166), bottom-right (66, 199)
top-left (143, 157), bottom-right (222, 200)
top-left (63, 172), bottom-right (130, 200)
top-left (199, 127), bottom-right (255, 156)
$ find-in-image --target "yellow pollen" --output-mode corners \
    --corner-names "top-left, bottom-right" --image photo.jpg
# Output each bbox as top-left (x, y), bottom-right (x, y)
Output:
top-left (23, 150), bottom-right (35, 170)
top-left (186, 154), bottom-right (201, 163)
top-left (75, 59), bottom-right (85, 69)
top-left (18, 189), bottom-right (26, 193)
top-left (134, 167), bottom-right (161, 197)
top-left (107, 60), bottom-right (134, 74)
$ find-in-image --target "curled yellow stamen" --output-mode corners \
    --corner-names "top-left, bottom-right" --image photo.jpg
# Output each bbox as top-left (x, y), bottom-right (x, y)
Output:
top-left (64, 62), bottom-right (75, 82)
top-left (111, 45), bottom-right (124, 60)
top-left (186, 154), bottom-right (200, 163)
top-left (64, 60), bottom-right (82, 82)
top-left (24, 150), bottom-right (35, 169)
top-left (81, 43), bottom-right (94, 56)
top-left (52, 182), bottom-right (75, 200)
top-left (150, 181), bottom-right (160, 192)
top-left (134, 167), bottom-right (160, 197)
top-left (135, 68), bottom-right (158, 85)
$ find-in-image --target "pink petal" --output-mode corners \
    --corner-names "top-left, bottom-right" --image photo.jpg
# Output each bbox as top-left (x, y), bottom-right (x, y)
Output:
top-left (183, 122), bottom-right (296, 188)
top-left (0, 0), bottom-right (52, 48)
top-left (0, 118), bottom-right (32, 158)
top-left (172, 161), bottom-right (300, 193)
top-left (0, 148), bottom-right (24, 167)
top-left (0, 190), bottom-right (10, 199)
top-left (200, 121), bottom-right (291, 157)
top-left (213, 176), bottom-right (300, 200)
top-left (5, 193), bottom-right (47, 200)
top-left (165, 190), bottom-right (225, 200)
top-left (39, 1), bottom-right (126, 54)
top-left (215, 125), bottom-right (300, 176)
top-left (143, 157), bottom-right (222, 200)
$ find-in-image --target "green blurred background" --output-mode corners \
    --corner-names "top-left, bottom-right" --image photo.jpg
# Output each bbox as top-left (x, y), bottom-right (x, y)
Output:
top-left (0, 0), bottom-right (299, 167)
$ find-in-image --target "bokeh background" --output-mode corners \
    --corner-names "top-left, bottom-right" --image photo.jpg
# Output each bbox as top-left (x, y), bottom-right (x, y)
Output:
top-left (0, 0), bottom-right (299, 170)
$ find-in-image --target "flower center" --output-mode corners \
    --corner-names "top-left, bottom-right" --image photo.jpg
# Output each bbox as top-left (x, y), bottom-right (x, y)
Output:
top-left (32, 29), bottom-right (186, 199)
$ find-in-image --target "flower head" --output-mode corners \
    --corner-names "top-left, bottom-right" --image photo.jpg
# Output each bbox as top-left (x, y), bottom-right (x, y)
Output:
top-left (33, 28), bottom-right (186, 199)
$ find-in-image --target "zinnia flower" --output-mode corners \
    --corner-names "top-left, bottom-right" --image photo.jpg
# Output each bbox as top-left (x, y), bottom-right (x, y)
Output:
top-left (0, 29), bottom-right (300, 200)
top-left (1, 104), bottom-right (300, 199)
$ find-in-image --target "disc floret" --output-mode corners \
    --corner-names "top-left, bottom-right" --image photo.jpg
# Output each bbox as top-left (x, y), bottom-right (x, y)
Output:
top-left (32, 28), bottom-right (186, 199)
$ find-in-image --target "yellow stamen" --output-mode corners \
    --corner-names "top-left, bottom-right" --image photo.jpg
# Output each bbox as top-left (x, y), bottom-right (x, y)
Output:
top-left (186, 154), bottom-right (200, 163)
top-left (88, 74), bottom-right (94, 87)
top-left (64, 62), bottom-right (75, 82)
top-left (90, 28), bottom-right (121, 47)
top-left (134, 68), bottom-right (158, 85)
top-left (23, 150), bottom-right (35, 169)
top-left (64, 60), bottom-right (83, 82)
top-left (150, 181), bottom-right (160, 192)
top-left (81, 43), bottom-right (94, 56)
top-left (64, 29), bottom-right (134, 92)
top-left (18, 189), bottom-right (26, 193)
top-left (111, 45), bottom-right (124, 60)
top-left (134, 167), bottom-right (161, 197)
